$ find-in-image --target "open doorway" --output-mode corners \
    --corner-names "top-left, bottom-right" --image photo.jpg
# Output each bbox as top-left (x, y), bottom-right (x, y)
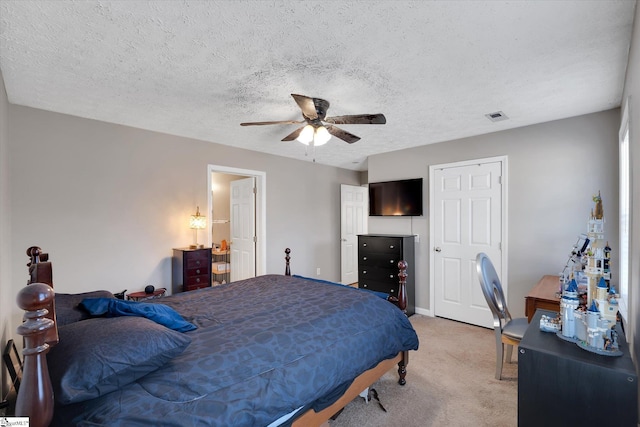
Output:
top-left (207, 165), bottom-right (267, 281)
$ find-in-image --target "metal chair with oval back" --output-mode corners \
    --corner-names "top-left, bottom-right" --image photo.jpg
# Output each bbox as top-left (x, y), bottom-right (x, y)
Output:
top-left (476, 252), bottom-right (529, 380)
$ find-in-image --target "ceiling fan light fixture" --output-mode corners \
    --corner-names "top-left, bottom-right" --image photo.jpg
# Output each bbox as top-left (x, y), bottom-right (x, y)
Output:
top-left (297, 124), bottom-right (315, 145)
top-left (314, 126), bottom-right (331, 146)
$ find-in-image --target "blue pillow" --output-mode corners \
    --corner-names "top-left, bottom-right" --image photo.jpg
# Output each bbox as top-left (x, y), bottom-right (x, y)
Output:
top-left (55, 290), bottom-right (115, 326)
top-left (80, 298), bottom-right (196, 332)
top-left (48, 316), bottom-right (191, 405)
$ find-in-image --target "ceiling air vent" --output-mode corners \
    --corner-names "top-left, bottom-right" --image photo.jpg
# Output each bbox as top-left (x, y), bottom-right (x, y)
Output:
top-left (485, 111), bottom-right (509, 122)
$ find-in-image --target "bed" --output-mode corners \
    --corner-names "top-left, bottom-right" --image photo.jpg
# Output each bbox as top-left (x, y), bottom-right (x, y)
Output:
top-left (15, 246), bottom-right (419, 427)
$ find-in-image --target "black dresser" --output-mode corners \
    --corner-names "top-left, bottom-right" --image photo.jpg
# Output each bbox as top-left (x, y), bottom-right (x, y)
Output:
top-left (357, 234), bottom-right (415, 316)
top-left (519, 309), bottom-right (637, 426)
top-left (172, 247), bottom-right (212, 293)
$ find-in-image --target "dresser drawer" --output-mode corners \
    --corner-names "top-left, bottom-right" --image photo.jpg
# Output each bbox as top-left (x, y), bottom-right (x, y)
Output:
top-left (359, 236), bottom-right (403, 254)
top-left (359, 279), bottom-right (398, 295)
top-left (359, 265), bottom-right (398, 282)
top-left (359, 251), bottom-right (402, 267)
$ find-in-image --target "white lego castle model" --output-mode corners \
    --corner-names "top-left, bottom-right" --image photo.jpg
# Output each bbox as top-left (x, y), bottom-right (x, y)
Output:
top-left (544, 192), bottom-right (622, 356)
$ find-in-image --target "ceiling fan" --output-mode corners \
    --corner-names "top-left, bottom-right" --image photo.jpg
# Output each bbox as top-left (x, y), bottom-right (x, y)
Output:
top-left (240, 94), bottom-right (386, 146)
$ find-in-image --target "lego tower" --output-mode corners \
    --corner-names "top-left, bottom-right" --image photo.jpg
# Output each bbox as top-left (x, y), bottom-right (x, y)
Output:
top-left (584, 191), bottom-right (610, 305)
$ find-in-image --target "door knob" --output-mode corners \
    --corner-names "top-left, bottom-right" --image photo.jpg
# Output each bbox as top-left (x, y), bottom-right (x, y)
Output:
top-left (435, 247), bottom-right (442, 252)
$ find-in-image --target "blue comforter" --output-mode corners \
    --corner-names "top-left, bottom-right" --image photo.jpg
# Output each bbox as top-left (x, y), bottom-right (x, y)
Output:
top-left (53, 275), bottom-right (419, 426)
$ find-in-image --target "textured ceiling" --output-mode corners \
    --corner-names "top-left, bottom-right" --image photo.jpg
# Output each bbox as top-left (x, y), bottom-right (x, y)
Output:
top-left (0, 1), bottom-right (636, 170)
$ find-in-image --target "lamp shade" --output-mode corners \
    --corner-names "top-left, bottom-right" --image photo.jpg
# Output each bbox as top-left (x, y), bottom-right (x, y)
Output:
top-left (296, 125), bottom-right (332, 146)
top-left (296, 125), bottom-right (314, 145)
top-left (314, 126), bottom-right (331, 146)
top-left (189, 206), bottom-right (206, 229)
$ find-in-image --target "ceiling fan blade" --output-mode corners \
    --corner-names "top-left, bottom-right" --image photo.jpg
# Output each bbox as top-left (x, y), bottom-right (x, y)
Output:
top-left (312, 97), bottom-right (330, 120)
top-left (291, 94), bottom-right (330, 121)
top-left (325, 125), bottom-right (361, 144)
top-left (324, 114), bottom-right (386, 125)
top-left (281, 126), bottom-right (305, 141)
top-left (240, 120), bottom-right (303, 126)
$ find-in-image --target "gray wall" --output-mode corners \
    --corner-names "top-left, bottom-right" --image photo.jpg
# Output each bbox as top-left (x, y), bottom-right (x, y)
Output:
top-left (0, 68), bottom-right (11, 395)
top-left (368, 109), bottom-right (620, 319)
top-left (621, 0), bottom-right (640, 396)
top-left (3, 104), bottom-right (359, 332)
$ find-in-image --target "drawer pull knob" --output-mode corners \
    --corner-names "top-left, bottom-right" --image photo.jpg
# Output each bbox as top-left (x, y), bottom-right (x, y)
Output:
top-left (196, 269), bottom-right (200, 274)
top-left (196, 278), bottom-right (200, 283)
top-left (363, 243), bottom-right (367, 247)
top-left (363, 270), bottom-right (367, 274)
top-left (389, 245), bottom-right (394, 249)
top-left (390, 289), bottom-right (395, 293)
top-left (390, 260), bottom-right (394, 263)
top-left (363, 256), bottom-right (367, 260)
top-left (389, 274), bottom-right (394, 279)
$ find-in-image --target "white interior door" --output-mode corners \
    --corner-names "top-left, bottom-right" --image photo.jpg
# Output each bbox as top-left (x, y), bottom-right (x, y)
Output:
top-left (341, 184), bottom-right (368, 284)
top-left (230, 177), bottom-right (256, 282)
top-left (433, 160), bottom-right (503, 328)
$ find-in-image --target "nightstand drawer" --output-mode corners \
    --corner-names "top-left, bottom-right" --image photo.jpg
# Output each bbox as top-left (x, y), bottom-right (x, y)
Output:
top-left (185, 274), bottom-right (209, 286)
top-left (185, 254), bottom-right (209, 269)
top-left (186, 265), bottom-right (210, 277)
top-left (184, 282), bottom-right (210, 292)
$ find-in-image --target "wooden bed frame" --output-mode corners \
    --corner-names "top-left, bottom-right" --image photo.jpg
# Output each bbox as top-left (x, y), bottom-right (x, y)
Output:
top-left (15, 246), bottom-right (410, 427)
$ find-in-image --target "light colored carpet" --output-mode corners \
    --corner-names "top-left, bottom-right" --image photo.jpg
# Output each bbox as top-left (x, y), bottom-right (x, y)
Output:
top-left (330, 315), bottom-right (518, 427)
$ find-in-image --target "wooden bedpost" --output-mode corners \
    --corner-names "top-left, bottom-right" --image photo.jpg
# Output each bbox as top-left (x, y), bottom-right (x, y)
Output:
top-left (285, 248), bottom-right (291, 276)
top-left (387, 260), bottom-right (408, 314)
top-left (397, 260), bottom-right (408, 314)
top-left (15, 282), bottom-right (56, 427)
top-left (398, 351), bottom-right (408, 386)
top-left (26, 246), bottom-right (58, 346)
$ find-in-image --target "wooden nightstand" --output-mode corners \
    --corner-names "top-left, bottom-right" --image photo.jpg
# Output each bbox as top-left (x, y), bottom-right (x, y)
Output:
top-left (172, 247), bottom-right (212, 293)
top-left (126, 288), bottom-right (166, 301)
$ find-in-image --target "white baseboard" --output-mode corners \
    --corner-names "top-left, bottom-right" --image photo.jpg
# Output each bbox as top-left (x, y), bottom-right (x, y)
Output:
top-left (414, 306), bottom-right (432, 317)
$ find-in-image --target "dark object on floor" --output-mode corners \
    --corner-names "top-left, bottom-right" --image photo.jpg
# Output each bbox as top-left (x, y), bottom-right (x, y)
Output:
top-left (145, 285), bottom-right (155, 294)
top-left (3, 339), bottom-right (22, 392)
top-left (2, 339), bottom-right (23, 415)
top-left (367, 388), bottom-right (387, 413)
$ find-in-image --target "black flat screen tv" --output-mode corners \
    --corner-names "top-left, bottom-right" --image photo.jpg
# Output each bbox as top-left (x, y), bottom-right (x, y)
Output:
top-left (368, 178), bottom-right (423, 216)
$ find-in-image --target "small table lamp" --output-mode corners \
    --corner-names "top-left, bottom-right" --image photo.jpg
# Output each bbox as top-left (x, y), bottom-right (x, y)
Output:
top-left (189, 206), bottom-right (206, 249)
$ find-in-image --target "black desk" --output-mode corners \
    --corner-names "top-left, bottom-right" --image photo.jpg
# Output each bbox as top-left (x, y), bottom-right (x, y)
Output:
top-left (518, 309), bottom-right (638, 427)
